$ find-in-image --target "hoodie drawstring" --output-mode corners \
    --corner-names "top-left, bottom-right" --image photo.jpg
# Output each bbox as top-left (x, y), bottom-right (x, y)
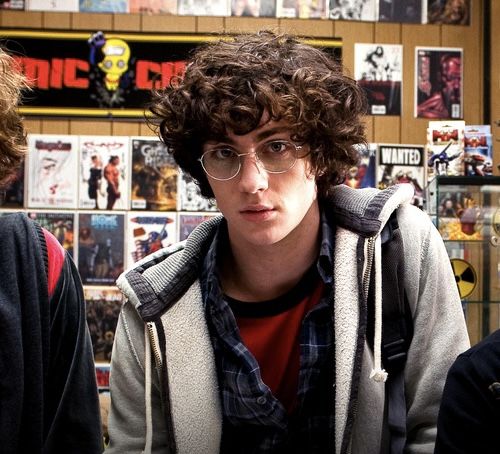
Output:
top-left (370, 234), bottom-right (388, 383)
top-left (143, 327), bottom-right (153, 454)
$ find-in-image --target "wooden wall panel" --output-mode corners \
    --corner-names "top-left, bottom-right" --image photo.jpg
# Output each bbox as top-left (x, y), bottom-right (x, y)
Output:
top-left (224, 16), bottom-right (278, 34)
top-left (279, 18), bottom-right (333, 37)
top-left (42, 12), bottom-right (71, 29)
top-left (141, 14), bottom-right (196, 32)
top-left (400, 24), bottom-right (440, 145)
top-left (373, 23), bottom-right (402, 144)
top-left (196, 16), bottom-right (225, 33)
top-left (69, 120), bottom-right (111, 136)
top-left (112, 121), bottom-right (142, 137)
top-left (1, 10), bottom-right (42, 27)
top-left (71, 12), bottom-right (112, 30)
top-left (113, 13), bottom-right (141, 31)
top-left (334, 21), bottom-right (374, 142)
top-left (39, 119), bottom-right (69, 134)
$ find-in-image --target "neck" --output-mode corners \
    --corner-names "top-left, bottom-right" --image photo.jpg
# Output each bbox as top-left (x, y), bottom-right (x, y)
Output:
top-left (220, 204), bottom-right (321, 302)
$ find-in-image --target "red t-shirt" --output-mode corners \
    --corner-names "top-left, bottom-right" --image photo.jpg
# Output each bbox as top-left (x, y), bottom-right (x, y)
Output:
top-left (228, 270), bottom-right (325, 414)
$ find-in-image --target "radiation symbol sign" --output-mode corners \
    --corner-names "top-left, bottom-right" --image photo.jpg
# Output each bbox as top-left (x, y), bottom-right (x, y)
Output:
top-left (450, 258), bottom-right (477, 299)
top-left (493, 208), bottom-right (500, 236)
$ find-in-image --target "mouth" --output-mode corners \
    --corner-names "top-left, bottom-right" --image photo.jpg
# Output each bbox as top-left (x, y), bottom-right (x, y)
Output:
top-left (240, 205), bottom-right (275, 222)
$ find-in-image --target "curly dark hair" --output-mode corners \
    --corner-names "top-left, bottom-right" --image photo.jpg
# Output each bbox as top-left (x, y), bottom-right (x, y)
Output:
top-left (149, 30), bottom-right (367, 199)
top-left (0, 47), bottom-right (30, 188)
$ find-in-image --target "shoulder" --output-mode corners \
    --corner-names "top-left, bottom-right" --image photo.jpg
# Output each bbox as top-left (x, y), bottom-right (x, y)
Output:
top-left (454, 330), bottom-right (500, 376)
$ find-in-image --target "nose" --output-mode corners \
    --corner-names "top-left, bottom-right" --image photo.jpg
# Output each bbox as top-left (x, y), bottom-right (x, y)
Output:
top-left (237, 153), bottom-right (268, 194)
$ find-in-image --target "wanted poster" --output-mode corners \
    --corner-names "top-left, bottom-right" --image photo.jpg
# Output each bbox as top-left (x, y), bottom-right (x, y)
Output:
top-left (377, 144), bottom-right (426, 208)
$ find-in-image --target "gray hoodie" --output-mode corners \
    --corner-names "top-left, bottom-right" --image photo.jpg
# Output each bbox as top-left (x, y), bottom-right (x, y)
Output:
top-left (106, 183), bottom-right (470, 454)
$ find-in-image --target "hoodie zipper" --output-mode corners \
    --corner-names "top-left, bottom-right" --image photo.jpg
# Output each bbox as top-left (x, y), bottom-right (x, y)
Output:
top-left (341, 235), bottom-right (376, 454)
top-left (146, 321), bottom-right (163, 369)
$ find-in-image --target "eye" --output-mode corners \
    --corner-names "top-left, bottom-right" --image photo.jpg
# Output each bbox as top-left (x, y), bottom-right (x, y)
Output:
top-left (264, 141), bottom-right (292, 155)
top-left (210, 148), bottom-right (236, 160)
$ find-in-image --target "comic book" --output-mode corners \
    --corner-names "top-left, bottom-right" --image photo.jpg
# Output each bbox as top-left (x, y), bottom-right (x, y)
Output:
top-left (427, 0), bottom-right (470, 25)
top-left (377, 144), bottom-right (426, 208)
top-left (231, 0), bottom-right (275, 17)
top-left (95, 362), bottom-right (111, 392)
top-left (378, 0), bottom-right (426, 23)
top-left (343, 143), bottom-right (377, 189)
top-left (427, 120), bottom-right (465, 179)
top-left (177, 0), bottom-right (230, 16)
top-left (27, 210), bottom-right (75, 257)
top-left (84, 286), bottom-right (124, 363)
top-left (27, 134), bottom-right (78, 209)
top-left (26, 0), bottom-right (78, 11)
top-left (178, 212), bottom-right (220, 241)
top-left (0, 160), bottom-right (24, 208)
top-left (276, 0), bottom-right (326, 18)
top-left (126, 211), bottom-right (177, 267)
top-left (355, 43), bottom-right (402, 115)
top-left (464, 125), bottom-right (493, 176)
top-left (79, 0), bottom-right (128, 12)
top-left (415, 47), bottom-right (463, 119)
top-left (78, 212), bottom-right (125, 286)
top-left (329, 0), bottom-right (377, 20)
top-left (129, 0), bottom-right (176, 13)
top-left (178, 171), bottom-right (218, 212)
top-left (130, 137), bottom-right (178, 211)
top-left (79, 135), bottom-right (130, 211)
top-left (0, 0), bottom-right (24, 9)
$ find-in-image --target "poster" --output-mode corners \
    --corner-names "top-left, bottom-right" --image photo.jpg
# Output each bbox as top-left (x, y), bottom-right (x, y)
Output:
top-left (343, 143), bottom-right (377, 189)
top-left (27, 210), bottom-right (75, 257)
top-left (378, 0), bottom-right (425, 23)
top-left (355, 43), bottom-right (402, 115)
top-left (464, 125), bottom-right (493, 177)
top-left (3, 30), bottom-right (341, 117)
top-left (129, 0), bottom-right (177, 13)
top-left (427, 0), bottom-right (470, 25)
top-left (79, 135), bottom-right (130, 211)
top-left (276, 0), bottom-right (327, 18)
top-left (178, 172), bottom-right (218, 212)
top-left (126, 211), bottom-right (177, 267)
top-left (231, 0), bottom-right (275, 17)
top-left (415, 47), bottom-right (463, 119)
top-left (130, 137), bottom-right (178, 211)
top-left (178, 213), bottom-right (220, 241)
top-left (26, 0), bottom-right (78, 10)
top-left (329, 0), bottom-right (377, 20)
top-left (27, 134), bottom-right (78, 209)
top-left (377, 144), bottom-right (426, 208)
top-left (78, 212), bottom-right (125, 285)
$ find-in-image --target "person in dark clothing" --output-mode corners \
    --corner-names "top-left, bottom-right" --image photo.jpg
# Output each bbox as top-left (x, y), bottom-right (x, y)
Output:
top-left (0, 46), bottom-right (102, 453)
top-left (88, 154), bottom-right (103, 209)
top-left (435, 329), bottom-right (500, 454)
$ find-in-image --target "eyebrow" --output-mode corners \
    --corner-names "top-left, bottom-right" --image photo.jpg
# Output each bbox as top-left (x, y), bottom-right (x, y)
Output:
top-left (209, 126), bottom-right (291, 146)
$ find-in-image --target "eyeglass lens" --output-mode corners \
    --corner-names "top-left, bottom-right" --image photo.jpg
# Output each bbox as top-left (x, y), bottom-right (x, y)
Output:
top-left (201, 141), bottom-right (299, 180)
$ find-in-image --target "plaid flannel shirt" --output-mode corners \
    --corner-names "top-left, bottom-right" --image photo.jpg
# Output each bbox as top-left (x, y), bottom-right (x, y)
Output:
top-left (200, 213), bottom-right (336, 453)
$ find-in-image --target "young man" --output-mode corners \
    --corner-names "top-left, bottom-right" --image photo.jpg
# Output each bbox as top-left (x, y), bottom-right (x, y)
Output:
top-left (0, 47), bottom-right (102, 452)
top-left (107, 31), bottom-right (469, 453)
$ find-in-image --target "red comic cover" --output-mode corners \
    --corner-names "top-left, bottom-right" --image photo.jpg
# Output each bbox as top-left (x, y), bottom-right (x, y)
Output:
top-left (415, 47), bottom-right (463, 119)
top-left (27, 134), bottom-right (79, 209)
top-left (126, 211), bottom-right (177, 268)
top-left (78, 212), bottom-right (125, 285)
top-left (130, 137), bottom-right (178, 211)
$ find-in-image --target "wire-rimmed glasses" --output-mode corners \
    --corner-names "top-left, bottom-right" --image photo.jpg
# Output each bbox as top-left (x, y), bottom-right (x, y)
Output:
top-left (199, 140), bottom-right (302, 181)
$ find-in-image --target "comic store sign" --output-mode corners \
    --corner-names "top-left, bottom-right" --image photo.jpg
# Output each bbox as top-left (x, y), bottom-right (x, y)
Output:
top-left (3, 30), bottom-right (342, 118)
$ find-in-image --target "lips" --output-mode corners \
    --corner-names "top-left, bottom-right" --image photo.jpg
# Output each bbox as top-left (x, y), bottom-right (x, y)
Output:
top-left (240, 205), bottom-right (275, 222)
